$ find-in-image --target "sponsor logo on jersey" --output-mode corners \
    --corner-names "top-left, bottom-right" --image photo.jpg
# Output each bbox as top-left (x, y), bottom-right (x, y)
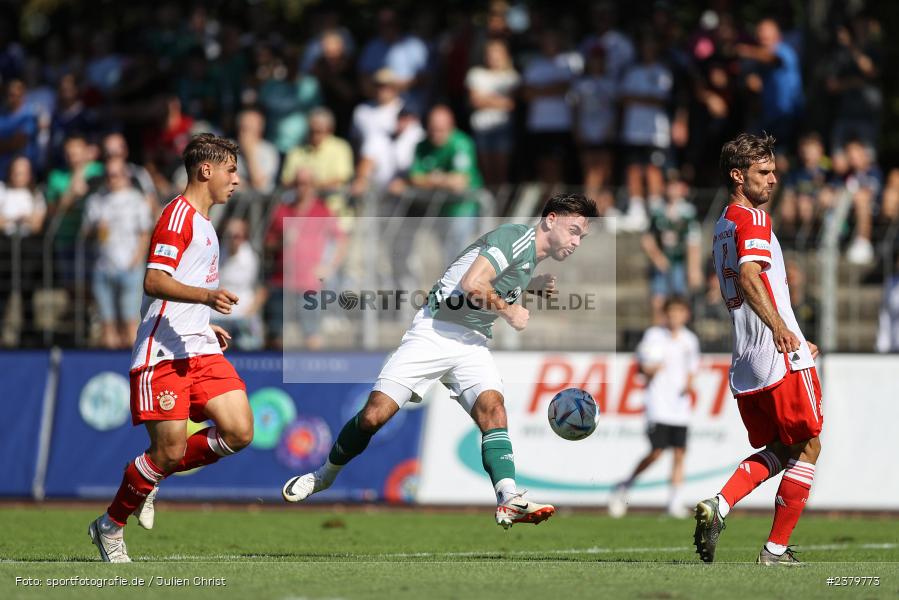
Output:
top-left (744, 239), bottom-right (771, 251)
top-left (154, 243), bottom-right (178, 259)
top-left (156, 390), bottom-right (178, 411)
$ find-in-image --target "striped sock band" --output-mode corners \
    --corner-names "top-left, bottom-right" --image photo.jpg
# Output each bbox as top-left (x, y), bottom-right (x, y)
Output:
top-left (782, 458), bottom-right (815, 489)
top-left (134, 452), bottom-right (165, 484)
top-left (206, 426), bottom-right (236, 457)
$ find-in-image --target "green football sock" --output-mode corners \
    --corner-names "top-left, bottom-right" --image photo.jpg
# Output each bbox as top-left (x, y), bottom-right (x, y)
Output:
top-left (481, 428), bottom-right (516, 486)
top-left (328, 413), bottom-right (374, 466)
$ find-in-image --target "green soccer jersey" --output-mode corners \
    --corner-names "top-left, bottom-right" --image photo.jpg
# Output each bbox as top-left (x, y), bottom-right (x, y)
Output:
top-left (428, 223), bottom-right (536, 338)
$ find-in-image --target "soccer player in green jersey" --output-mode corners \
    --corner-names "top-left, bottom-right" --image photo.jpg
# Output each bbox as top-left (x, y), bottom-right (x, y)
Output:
top-left (283, 193), bottom-right (598, 527)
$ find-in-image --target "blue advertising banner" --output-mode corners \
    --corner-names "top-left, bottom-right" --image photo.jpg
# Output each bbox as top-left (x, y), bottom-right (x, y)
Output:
top-left (43, 352), bottom-right (424, 502)
top-left (0, 351), bottom-right (51, 496)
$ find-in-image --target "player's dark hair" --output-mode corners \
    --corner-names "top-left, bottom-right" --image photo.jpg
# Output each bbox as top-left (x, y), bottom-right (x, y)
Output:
top-left (663, 295), bottom-right (691, 312)
top-left (719, 133), bottom-right (776, 190)
top-left (183, 133), bottom-right (239, 179)
top-left (541, 193), bottom-right (599, 219)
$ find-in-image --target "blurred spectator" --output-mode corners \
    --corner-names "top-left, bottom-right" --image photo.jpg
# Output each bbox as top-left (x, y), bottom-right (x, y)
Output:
top-left (302, 11), bottom-right (356, 73)
top-left (0, 79), bottom-right (39, 179)
top-left (877, 253), bottom-right (899, 353)
top-left (82, 157), bottom-right (152, 348)
top-left (737, 19), bottom-right (803, 149)
top-left (578, 2), bottom-right (635, 81)
top-left (881, 169), bottom-right (899, 225)
top-left (235, 108), bottom-right (279, 194)
top-left (352, 109), bottom-right (424, 196)
top-left (572, 47), bottom-right (617, 198)
top-left (352, 68), bottom-right (405, 148)
top-left (49, 74), bottom-right (99, 169)
top-left (408, 105), bottom-right (483, 262)
top-left (465, 39), bottom-right (520, 188)
top-left (46, 133), bottom-right (105, 282)
top-left (264, 167), bottom-right (348, 350)
top-left (0, 22), bottom-right (25, 82)
top-left (357, 7), bottom-right (429, 115)
top-left (777, 132), bottom-right (834, 246)
top-left (841, 139), bottom-right (882, 265)
top-left (620, 37), bottom-right (673, 231)
top-left (521, 29), bottom-right (576, 184)
top-left (641, 174), bottom-right (701, 324)
top-left (258, 46), bottom-right (322, 154)
top-left (84, 32), bottom-right (125, 97)
top-left (214, 24), bottom-right (250, 127)
top-left (178, 46), bottom-right (221, 122)
top-left (101, 132), bottom-right (159, 211)
top-left (0, 156), bottom-right (46, 345)
top-left (280, 108), bottom-right (353, 190)
top-left (311, 29), bottom-right (359, 139)
top-left (785, 258), bottom-right (818, 339)
top-left (211, 218), bottom-right (265, 350)
top-left (143, 96), bottom-right (195, 195)
top-left (825, 17), bottom-right (882, 154)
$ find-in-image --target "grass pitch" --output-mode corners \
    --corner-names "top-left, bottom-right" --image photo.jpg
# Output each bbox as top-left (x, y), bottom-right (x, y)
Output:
top-left (1, 504), bottom-right (897, 599)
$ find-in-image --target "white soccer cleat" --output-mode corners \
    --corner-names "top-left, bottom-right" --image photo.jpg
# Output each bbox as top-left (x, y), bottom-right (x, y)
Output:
top-left (134, 485), bottom-right (158, 530)
top-left (88, 516), bottom-right (131, 563)
top-left (608, 484), bottom-right (628, 518)
top-left (667, 504), bottom-right (689, 519)
top-left (495, 492), bottom-right (555, 529)
top-left (282, 473), bottom-right (330, 503)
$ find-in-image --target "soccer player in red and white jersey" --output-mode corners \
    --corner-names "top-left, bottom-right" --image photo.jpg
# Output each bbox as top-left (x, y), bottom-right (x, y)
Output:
top-left (89, 134), bottom-right (252, 563)
top-left (694, 133), bottom-right (824, 566)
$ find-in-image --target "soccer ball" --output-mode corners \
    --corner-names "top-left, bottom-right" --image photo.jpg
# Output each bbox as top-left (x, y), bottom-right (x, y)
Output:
top-left (547, 388), bottom-right (599, 441)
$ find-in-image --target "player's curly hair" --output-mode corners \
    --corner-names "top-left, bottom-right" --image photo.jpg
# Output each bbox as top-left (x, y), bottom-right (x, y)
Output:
top-left (719, 132), bottom-right (776, 189)
top-left (183, 133), bottom-right (239, 177)
top-left (541, 193), bottom-right (599, 219)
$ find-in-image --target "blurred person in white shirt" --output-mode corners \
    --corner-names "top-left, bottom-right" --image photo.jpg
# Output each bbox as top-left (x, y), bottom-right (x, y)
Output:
top-left (82, 157), bottom-right (152, 348)
top-left (609, 296), bottom-right (700, 518)
top-left (211, 217), bottom-right (265, 350)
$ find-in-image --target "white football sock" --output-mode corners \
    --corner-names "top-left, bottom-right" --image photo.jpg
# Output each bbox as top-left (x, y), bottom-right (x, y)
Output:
top-left (765, 541), bottom-right (788, 556)
top-left (495, 478), bottom-right (517, 504)
top-left (315, 460), bottom-right (343, 484)
top-left (715, 493), bottom-right (731, 518)
top-left (668, 485), bottom-right (683, 511)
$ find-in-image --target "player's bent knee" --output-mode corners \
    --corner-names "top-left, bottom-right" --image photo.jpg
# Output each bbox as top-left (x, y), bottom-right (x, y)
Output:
top-left (220, 426), bottom-right (253, 452)
top-left (152, 442), bottom-right (187, 472)
top-left (358, 407), bottom-right (388, 433)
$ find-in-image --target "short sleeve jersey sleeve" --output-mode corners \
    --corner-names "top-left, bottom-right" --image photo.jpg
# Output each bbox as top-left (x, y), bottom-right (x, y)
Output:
top-left (146, 201), bottom-right (194, 274)
top-left (479, 224), bottom-right (530, 275)
top-left (732, 206), bottom-right (772, 269)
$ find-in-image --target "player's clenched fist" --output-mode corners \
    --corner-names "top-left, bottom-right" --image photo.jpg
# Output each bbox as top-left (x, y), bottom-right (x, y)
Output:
top-left (206, 289), bottom-right (239, 314)
top-left (502, 304), bottom-right (529, 331)
top-left (772, 326), bottom-right (800, 354)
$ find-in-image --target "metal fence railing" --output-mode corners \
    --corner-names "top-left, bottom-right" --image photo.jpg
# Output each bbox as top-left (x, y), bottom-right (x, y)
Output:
top-left (0, 183), bottom-right (891, 352)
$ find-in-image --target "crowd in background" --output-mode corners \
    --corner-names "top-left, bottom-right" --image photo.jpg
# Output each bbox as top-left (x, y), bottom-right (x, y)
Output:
top-left (0, 0), bottom-right (896, 351)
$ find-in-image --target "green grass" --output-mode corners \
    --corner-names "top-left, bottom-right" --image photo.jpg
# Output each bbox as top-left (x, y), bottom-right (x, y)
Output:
top-left (1, 505), bottom-right (897, 599)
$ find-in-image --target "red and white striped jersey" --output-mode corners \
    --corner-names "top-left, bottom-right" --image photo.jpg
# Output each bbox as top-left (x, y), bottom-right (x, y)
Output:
top-left (130, 196), bottom-right (222, 371)
top-left (712, 203), bottom-right (807, 396)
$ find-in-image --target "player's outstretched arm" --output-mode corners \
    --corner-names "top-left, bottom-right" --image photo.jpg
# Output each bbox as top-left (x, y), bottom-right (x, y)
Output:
top-left (460, 255), bottom-right (529, 330)
top-left (144, 268), bottom-right (239, 314)
top-left (737, 261), bottom-right (799, 354)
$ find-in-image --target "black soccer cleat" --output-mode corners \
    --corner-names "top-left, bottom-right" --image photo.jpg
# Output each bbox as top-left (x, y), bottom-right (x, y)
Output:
top-left (693, 497), bottom-right (726, 563)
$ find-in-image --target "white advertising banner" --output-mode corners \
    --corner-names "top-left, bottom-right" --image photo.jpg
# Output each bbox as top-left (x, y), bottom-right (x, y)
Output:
top-left (416, 353), bottom-right (899, 510)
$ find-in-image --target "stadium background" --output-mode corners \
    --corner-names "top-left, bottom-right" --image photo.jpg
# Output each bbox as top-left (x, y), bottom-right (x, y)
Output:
top-left (0, 0), bottom-right (898, 557)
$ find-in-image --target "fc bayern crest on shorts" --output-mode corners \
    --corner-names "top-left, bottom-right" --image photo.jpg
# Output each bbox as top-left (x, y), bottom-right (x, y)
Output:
top-left (156, 390), bottom-right (178, 411)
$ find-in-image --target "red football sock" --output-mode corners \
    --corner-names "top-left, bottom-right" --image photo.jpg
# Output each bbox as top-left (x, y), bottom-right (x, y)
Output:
top-left (106, 453), bottom-right (165, 526)
top-left (768, 459), bottom-right (815, 546)
top-left (170, 426), bottom-right (235, 473)
top-left (719, 449), bottom-right (782, 509)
